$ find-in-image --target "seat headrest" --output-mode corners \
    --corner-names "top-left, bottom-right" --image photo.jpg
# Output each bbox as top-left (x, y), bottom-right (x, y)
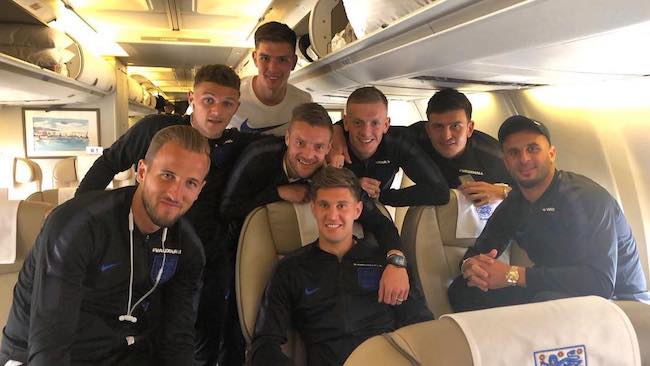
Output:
top-left (53, 157), bottom-right (78, 187)
top-left (266, 201), bottom-right (304, 255)
top-left (14, 158), bottom-right (37, 183)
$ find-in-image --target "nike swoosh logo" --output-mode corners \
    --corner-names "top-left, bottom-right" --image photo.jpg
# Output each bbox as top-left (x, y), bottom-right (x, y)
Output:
top-left (100, 262), bottom-right (120, 272)
top-left (304, 287), bottom-right (319, 296)
top-left (240, 120), bottom-right (287, 134)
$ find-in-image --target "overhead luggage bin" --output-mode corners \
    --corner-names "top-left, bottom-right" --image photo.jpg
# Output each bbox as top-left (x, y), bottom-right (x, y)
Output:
top-left (0, 52), bottom-right (108, 105)
top-left (292, 0), bottom-right (650, 96)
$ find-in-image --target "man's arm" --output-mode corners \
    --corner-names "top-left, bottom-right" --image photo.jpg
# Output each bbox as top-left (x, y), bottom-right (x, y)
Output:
top-left (157, 226), bottom-right (206, 365)
top-left (461, 198), bottom-right (519, 262)
top-left (220, 139), bottom-right (286, 220)
top-left (458, 198), bottom-right (520, 290)
top-left (76, 115), bottom-right (180, 195)
top-left (459, 181), bottom-right (510, 207)
top-left (27, 210), bottom-right (95, 365)
top-left (358, 197), bottom-right (401, 253)
top-left (358, 197), bottom-right (410, 304)
top-left (379, 129), bottom-right (449, 207)
top-left (326, 123), bottom-right (350, 166)
top-left (251, 264), bottom-right (295, 366)
top-left (462, 193), bottom-right (619, 297)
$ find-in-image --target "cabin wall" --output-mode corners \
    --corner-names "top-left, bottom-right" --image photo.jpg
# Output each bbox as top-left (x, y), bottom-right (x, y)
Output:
top-left (0, 96), bottom-right (117, 195)
top-left (0, 61), bottom-right (128, 195)
top-left (0, 105), bottom-right (26, 198)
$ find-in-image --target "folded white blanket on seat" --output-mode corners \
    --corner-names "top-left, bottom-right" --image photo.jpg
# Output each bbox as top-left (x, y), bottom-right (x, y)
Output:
top-left (442, 296), bottom-right (641, 366)
top-left (0, 200), bottom-right (21, 264)
top-left (293, 202), bottom-right (364, 246)
top-left (454, 188), bottom-right (501, 239)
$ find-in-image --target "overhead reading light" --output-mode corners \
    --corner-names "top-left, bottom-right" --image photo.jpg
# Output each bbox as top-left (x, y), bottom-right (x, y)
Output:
top-left (48, 1), bottom-right (128, 57)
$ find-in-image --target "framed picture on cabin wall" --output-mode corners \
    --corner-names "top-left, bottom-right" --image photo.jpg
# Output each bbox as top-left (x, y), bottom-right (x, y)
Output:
top-left (22, 108), bottom-right (100, 158)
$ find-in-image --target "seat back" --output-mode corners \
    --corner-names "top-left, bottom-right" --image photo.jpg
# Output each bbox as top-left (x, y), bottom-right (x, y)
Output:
top-left (10, 157), bottom-right (42, 200)
top-left (401, 190), bottom-right (523, 318)
top-left (346, 300), bottom-right (650, 366)
top-left (52, 157), bottom-right (78, 188)
top-left (400, 190), bottom-right (476, 317)
top-left (236, 201), bottom-right (309, 365)
top-left (345, 318), bottom-right (471, 366)
top-left (26, 187), bottom-right (77, 207)
top-left (0, 200), bottom-right (53, 329)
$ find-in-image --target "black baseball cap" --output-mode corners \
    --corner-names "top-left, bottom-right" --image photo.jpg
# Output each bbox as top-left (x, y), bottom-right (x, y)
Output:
top-left (498, 115), bottom-right (551, 144)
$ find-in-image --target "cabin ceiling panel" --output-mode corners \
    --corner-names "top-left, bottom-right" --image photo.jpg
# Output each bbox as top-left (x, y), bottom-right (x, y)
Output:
top-left (67, 0), bottom-right (152, 12)
top-left (119, 43), bottom-right (246, 68)
top-left (70, 0), bottom-right (262, 47)
top-left (83, 12), bottom-right (170, 31)
top-left (195, 0), bottom-right (272, 17)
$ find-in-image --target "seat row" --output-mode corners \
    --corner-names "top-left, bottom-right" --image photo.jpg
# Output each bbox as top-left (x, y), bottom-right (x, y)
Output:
top-left (236, 191), bottom-right (650, 365)
top-left (2, 190), bottom-right (649, 365)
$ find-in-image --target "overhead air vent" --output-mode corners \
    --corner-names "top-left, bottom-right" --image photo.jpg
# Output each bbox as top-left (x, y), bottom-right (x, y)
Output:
top-left (411, 75), bottom-right (545, 88)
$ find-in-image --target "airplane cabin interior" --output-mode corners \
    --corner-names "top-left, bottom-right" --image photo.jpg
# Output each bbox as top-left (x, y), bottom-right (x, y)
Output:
top-left (1, 0), bottom-right (649, 364)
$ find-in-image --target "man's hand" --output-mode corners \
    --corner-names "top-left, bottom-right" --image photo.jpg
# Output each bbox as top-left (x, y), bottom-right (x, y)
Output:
top-left (461, 249), bottom-right (498, 291)
top-left (379, 263), bottom-right (410, 305)
top-left (326, 154), bottom-right (345, 168)
top-left (277, 184), bottom-right (310, 203)
top-left (327, 124), bottom-right (351, 166)
top-left (459, 181), bottom-right (507, 207)
top-left (359, 177), bottom-right (381, 199)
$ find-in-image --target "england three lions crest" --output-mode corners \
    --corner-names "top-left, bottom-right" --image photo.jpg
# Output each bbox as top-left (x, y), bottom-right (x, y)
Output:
top-left (534, 345), bottom-right (587, 366)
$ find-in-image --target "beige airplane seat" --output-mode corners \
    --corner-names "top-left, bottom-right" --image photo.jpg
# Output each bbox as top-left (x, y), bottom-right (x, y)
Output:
top-left (345, 318), bottom-right (471, 366)
top-left (112, 168), bottom-right (134, 188)
top-left (346, 300), bottom-right (650, 365)
top-left (236, 201), bottom-right (311, 365)
top-left (401, 189), bottom-right (531, 318)
top-left (0, 200), bottom-right (53, 329)
top-left (52, 156), bottom-right (78, 188)
top-left (26, 186), bottom-right (76, 207)
top-left (236, 200), bottom-right (387, 365)
top-left (75, 154), bottom-right (135, 189)
top-left (400, 190), bottom-right (474, 318)
top-left (10, 157), bottom-right (42, 200)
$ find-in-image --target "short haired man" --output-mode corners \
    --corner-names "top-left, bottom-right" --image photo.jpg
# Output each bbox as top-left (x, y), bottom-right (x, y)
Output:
top-left (448, 116), bottom-right (650, 311)
top-left (0, 126), bottom-right (209, 365)
top-left (337, 86), bottom-right (449, 207)
top-left (221, 102), bottom-right (411, 305)
top-left (76, 64), bottom-right (262, 365)
top-left (251, 166), bottom-right (432, 365)
top-left (229, 21), bottom-right (312, 136)
top-left (405, 89), bottom-right (513, 206)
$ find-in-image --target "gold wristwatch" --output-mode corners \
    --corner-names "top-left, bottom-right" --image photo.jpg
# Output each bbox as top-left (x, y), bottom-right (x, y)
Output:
top-left (505, 266), bottom-right (519, 286)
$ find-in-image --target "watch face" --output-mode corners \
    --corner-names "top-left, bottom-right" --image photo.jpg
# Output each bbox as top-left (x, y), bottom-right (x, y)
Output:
top-left (388, 254), bottom-right (407, 268)
top-left (506, 266), bottom-right (519, 285)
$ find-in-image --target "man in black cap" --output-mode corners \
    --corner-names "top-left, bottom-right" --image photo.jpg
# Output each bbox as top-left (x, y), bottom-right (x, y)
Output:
top-left (448, 115), bottom-right (649, 311)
